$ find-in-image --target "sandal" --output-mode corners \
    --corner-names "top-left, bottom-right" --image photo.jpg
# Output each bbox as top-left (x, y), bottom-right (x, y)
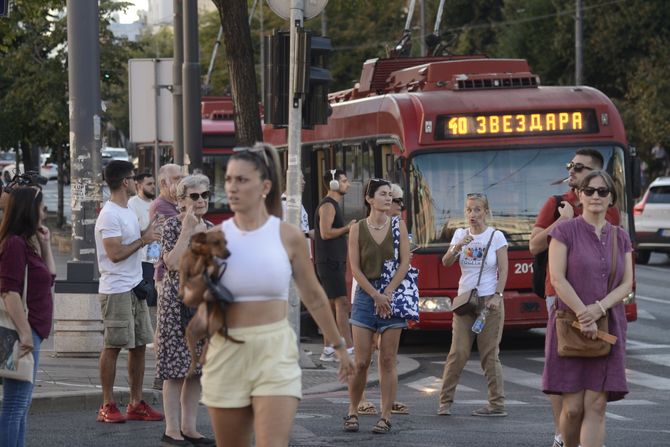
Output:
top-left (391, 401), bottom-right (409, 415)
top-left (357, 401), bottom-right (378, 415)
top-left (371, 417), bottom-right (391, 434)
top-left (343, 414), bottom-right (359, 432)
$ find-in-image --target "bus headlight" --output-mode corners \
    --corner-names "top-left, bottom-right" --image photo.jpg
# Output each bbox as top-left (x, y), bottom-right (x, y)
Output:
top-left (419, 297), bottom-right (452, 312)
top-left (623, 291), bottom-right (635, 304)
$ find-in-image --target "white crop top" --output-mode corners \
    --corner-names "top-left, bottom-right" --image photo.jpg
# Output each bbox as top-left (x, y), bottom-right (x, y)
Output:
top-left (220, 216), bottom-right (291, 302)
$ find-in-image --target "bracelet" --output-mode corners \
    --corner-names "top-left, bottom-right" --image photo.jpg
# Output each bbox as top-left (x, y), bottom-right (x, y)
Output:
top-left (138, 237), bottom-right (146, 248)
top-left (595, 300), bottom-right (607, 316)
top-left (494, 292), bottom-right (503, 298)
top-left (331, 336), bottom-right (346, 350)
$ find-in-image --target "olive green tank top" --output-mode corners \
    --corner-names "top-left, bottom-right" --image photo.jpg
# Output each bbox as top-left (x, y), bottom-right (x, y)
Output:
top-left (358, 219), bottom-right (394, 280)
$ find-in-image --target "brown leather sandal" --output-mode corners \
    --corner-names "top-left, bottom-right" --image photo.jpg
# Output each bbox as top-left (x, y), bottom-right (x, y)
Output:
top-left (343, 414), bottom-right (359, 432)
top-left (371, 417), bottom-right (391, 434)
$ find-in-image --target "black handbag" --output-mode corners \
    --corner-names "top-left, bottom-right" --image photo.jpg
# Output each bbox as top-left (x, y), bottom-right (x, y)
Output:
top-left (132, 279), bottom-right (157, 304)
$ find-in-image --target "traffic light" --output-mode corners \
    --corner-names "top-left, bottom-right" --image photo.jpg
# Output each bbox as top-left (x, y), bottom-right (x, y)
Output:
top-left (1, 0), bottom-right (10, 17)
top-left (263, 29), bottom-right (332, 129)
top-left (302, 33), bottom-right (332, 129)
top-left (263, 30), bottom-right (290, 127)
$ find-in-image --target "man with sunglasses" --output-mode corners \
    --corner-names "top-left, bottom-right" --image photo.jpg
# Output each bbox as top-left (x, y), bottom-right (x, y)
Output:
top-left (529, 148), bottom-right (619, 447)
top-left (314, 169), bottom-right (356, 361)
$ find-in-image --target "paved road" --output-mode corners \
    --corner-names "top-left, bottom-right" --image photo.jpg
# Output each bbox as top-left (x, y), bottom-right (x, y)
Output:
top-left (42, 179), bottom-right (71, 222)
top-left (25, 254), bottom-right (670, 446)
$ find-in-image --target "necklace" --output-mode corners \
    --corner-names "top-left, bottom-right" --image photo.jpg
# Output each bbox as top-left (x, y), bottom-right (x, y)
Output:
top-left (367, 216), bottom-right (389, 231)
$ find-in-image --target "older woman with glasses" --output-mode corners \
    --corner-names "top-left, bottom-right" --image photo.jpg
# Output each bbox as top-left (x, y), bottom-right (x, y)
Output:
top-left (155, 174), bottom-right (215, 446)
top-left (344, 178), bottom-right (411, 435)
top-left (544, 170), bottom-right (632, 447)
top-left (437, 192), bottom-right (509, 417)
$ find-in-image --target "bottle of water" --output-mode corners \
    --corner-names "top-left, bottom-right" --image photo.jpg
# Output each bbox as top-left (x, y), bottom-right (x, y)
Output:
top-left (146, 242), bottom-right (161, 263)
top-left (472, 307), bottom-right (490, 334)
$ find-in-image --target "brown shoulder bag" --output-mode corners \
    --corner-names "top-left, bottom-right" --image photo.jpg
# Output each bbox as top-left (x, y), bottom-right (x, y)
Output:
top-left (555, 227), bottom-right (619, 358)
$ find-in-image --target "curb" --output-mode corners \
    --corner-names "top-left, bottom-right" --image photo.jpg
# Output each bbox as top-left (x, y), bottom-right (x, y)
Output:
top-left (11, 354), bottom-right (420, 413)
top-left (28, 389), bottom-right (162, 414)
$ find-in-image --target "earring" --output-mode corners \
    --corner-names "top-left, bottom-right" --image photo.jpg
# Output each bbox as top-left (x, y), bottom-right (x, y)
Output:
top-left (262, 194), bottom-right (267, 199)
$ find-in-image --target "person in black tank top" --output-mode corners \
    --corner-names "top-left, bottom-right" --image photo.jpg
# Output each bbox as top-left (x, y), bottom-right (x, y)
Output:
top-left (314, 169), bottom-right (356, 361)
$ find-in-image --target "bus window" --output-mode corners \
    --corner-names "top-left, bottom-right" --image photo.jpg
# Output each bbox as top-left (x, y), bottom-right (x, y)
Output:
top-left (202, 154), bottom-right (231, 219)
top-left (408, 145), bottom-right (627, 250)
top-left (341, 142), bottom-right (374, 222)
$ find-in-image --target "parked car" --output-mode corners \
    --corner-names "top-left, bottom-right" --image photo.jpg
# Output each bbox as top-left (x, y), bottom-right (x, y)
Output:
top-left (0, 151), bottom-right (16, 169)
top-left (2, 161), bottom-right (58, 182)
top-left (101, 147), bottom-right (130, 169)
top-left (633, 176), bottom-right (670, 264)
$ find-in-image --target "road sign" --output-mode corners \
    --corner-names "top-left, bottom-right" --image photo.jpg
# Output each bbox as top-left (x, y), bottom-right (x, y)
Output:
top-left (128, 58), bottom-right (174, 143)
top-left (266, 0), bottom-right (328, 20)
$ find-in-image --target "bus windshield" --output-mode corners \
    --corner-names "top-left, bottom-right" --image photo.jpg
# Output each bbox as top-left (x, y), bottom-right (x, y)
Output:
top-left (408, 145), bottom-right (628, 250)
top-left (202, 154), bottom-right (231, 215)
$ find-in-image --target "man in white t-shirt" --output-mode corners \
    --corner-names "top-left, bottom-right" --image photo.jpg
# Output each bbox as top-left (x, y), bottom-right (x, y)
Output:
top-left (94, 160), bottom-right (163, 424)
top-left (127, 172), bottom-right (157, 306)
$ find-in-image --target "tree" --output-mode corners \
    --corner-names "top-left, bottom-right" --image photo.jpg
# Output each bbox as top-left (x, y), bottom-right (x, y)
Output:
top-left (211, 0), bottom-right (262, 145)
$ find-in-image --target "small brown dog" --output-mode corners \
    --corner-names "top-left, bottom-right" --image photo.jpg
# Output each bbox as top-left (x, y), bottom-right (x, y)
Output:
top-left (179, 230), bottom-right (240, 377)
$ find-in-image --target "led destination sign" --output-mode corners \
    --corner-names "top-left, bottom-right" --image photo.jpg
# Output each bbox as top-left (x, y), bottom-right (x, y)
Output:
top-left (437, 110), bottom-right (598, 139)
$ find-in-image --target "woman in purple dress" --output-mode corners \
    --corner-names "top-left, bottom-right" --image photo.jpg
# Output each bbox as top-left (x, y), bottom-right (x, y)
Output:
top-left (544, 170), bottom-right (633, 447)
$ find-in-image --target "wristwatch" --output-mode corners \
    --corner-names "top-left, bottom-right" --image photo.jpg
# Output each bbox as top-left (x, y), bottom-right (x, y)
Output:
top-left (494, 292), bottom-right (504, 298)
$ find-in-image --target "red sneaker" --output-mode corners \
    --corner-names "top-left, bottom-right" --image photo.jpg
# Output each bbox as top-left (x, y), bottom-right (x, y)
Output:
top-left (97, 402), bottom-right (126, 423)
top-left (125, 400), bottom-right (164, 421)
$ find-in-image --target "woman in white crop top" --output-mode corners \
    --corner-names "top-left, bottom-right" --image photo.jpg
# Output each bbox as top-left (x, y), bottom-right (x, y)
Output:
top-left (185, 143), bottom-right (353, 447)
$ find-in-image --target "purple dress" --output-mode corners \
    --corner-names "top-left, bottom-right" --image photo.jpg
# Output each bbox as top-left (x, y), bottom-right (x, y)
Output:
top-left (542, 217), bottom-right (631, 402)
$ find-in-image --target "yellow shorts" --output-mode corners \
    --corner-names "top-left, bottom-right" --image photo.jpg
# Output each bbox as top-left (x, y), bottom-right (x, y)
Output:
top-left (201, 319), bottom-right (302, 408)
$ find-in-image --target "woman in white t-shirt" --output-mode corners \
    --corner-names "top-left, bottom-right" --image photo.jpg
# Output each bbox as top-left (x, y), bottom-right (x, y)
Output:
top-left (437, 193), bottom-right (509, 417)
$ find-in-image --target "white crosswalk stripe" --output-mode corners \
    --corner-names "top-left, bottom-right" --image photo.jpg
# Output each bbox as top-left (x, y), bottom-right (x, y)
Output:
top-left (630, 353), bottom-right (670, 368)
top-left (463, 361), bottom-right (542, 389)
top-left (405, 375), bottom-right (477, 393)
top-left (625, 369), bottom-right (670, 390)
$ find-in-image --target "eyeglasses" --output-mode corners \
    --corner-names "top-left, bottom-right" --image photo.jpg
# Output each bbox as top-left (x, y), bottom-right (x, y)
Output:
top-left (581, 186), bottom-right (610, 198)
top-left (566, 162), bottom-right (594, 173)
top-left (392, 198), bottom-right (406, 210)
top-left (188, 191), bottom-right (210, 201)
top-left (233, 145), bottom-right (269, 167)
top-left (365, 178), bottom-right (391, 196)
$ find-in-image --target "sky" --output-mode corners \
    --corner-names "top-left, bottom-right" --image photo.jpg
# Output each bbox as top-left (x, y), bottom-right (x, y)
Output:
top-left (118, 0), bottom-right (148, 24)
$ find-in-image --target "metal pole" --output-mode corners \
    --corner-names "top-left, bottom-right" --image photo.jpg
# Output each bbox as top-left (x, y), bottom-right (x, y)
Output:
top-left (286, 0), bottom-right (305, 342)
top-left (172, 0), bottom-right (184, 165)
top-left (321, 8), bottom-right (327, 36)
top-left (204, 26), bottom-right (223, 94)
top-left (575, 0), bottom-right (583, 85)
top-left (419, 0), bottom-right (425, 56)
top-left (66, 0), bottom-right (102, 267)
top-left (260, 1), bottom-right (264, 99)
top-left (434, 0), bottom-right (446, 35)
top-left (153, 60), bottom-right (161, 188)
top-left (183, 0), bottom-right (202, 172)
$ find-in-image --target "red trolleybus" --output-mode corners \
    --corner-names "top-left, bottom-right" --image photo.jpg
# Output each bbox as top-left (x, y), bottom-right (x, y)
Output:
top-left (136, 96), bottom-right (237, 224)
top-left (264, 56), bottom-right (639, 330)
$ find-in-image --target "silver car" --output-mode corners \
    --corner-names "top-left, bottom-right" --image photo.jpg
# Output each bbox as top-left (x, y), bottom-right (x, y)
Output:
top-left (634, 176), bottom-right (670, 264)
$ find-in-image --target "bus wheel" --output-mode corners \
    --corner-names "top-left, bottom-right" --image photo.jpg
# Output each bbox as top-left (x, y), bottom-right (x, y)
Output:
top-left (636, 250), bottom-right (651, 265)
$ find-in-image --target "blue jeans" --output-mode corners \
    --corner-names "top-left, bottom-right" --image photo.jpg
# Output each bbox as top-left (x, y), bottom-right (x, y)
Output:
top-left (0, 330), bottom-right (42, 447)
top-left (350, 282), bottom-right (407, 333)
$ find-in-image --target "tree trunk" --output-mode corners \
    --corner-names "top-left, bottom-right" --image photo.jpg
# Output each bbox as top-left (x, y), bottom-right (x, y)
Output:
top-left (212, 0), bottom-right (263, 146)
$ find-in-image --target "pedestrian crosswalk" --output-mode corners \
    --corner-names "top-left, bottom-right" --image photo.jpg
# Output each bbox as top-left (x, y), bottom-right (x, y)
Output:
top-left (398, 341), bottom-right (670, 422)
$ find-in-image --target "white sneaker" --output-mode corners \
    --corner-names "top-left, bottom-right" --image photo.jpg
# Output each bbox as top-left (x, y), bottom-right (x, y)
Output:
top-left (319, 348), bottom-right (338, 362)
top-left (553, 434), bottom-right (564, 447)
top-left (347, 347), bottom-right (354, 356)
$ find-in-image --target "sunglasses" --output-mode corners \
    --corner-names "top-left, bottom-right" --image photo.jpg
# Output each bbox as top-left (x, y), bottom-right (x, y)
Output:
top-left (566, 162), bottom-right (594, 173)
top-left (233, 145), bottom-right (269, 167)
top-left (581, 187), bottom-right (610, 198)
top-left (365, 178), bottom-right (391, 196)
top-left (466, 192), bottom-right (487, 199)
top-left (188, 191), bottom-right (210, 201)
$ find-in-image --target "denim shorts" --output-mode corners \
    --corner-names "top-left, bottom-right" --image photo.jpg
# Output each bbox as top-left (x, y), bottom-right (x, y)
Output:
top-left (350, 281), bottom-right (407, 334)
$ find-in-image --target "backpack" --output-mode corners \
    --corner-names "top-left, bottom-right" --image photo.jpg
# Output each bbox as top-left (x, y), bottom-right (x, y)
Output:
top-left (531, 195), bottom-right (564, 298)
